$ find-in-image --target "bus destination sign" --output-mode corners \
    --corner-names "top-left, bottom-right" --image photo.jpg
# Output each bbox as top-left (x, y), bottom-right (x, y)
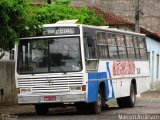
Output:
top-left (43, 27), bottom-right (80, 36)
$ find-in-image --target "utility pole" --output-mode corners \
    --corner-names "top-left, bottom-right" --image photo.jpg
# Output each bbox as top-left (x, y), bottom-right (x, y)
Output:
top-left (46, 0), bottom-right (51, 4)
top-left (135, 0), bottom-right (140, 33)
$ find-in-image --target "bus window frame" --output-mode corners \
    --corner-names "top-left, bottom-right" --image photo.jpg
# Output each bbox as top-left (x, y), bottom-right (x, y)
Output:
top-left (83, 27), bottom-right (148, 62)
top-left (107, 32), bottom-right (119, 59)
top-left (133, 36), bottom-right (140, 59)
top-left (83, 27), bottom-right (98, 71)
top-left (138, 37), bottom-right (148, 60)
top-left (17, 36), bottom-right (83, 74)
top-left (125, 35), bottom-right (136, 59)
top-left (96, 30), bottom-right (109, 59)
top-left (116, 33), bottom-right (128, 59)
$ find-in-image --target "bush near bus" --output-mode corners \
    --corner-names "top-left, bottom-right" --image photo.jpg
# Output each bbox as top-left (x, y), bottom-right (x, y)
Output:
top-left (0, 0), bottom-right (29, 51)
top-left (0, 0), bottom-right (106, 51)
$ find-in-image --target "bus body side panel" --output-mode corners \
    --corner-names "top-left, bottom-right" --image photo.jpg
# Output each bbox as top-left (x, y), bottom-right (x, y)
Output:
top-left (112, 60), bottom-right (150, 98)
top-left (119, 78), bottom-right (131, 97)
top-left (88, 73), bottom-right (99, 102)
top-left (87, 60), bottom-right (150, 103)
top-left (87, 61), bottom-right (115, 103)
top-left (135, 61), bottom-right (150, 94)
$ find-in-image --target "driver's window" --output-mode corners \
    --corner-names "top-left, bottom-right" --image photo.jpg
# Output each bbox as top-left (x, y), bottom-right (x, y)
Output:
top-left (83, 27), bottom-right (98, 70)
top-left (86, 36), bottom-right (96, 59)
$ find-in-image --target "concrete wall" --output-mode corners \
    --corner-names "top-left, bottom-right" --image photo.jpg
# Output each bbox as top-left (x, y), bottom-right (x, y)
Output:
top-left (0, 61), bottom-right (17, 104)
top-left (73, 0), bottom-right (160, 32)
top-left (146, 37), bottom-right (160, 89)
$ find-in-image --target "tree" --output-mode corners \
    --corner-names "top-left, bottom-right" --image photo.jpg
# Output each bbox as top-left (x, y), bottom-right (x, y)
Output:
top-left (0, 0), bottom-right (30, 50)
top-left (31, 0), bottom-right (107, 26)
top-left (0, 0), bottom-right (107, 51)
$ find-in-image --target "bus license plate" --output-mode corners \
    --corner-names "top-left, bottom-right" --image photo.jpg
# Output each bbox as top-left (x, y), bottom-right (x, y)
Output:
top-left (44, 96), bottom-right (56, 101)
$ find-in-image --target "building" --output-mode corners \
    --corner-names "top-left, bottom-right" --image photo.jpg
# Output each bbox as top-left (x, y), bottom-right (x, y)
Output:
top-left (91, 7), bottom-right (160, 89)
top-left (73, 0), bottom-right (160, 33)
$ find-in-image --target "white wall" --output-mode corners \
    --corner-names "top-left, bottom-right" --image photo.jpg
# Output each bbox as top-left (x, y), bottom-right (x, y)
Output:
top-left (146, 37), bottom-right (160, 89)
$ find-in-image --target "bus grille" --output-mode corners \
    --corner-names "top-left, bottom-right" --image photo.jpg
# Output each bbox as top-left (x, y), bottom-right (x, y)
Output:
top-left (17, 74), bottom-right (83, 93)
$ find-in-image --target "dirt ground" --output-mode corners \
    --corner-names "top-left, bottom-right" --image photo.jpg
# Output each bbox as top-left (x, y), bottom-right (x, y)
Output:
top-left (0, 91), bottom-right (160, 120)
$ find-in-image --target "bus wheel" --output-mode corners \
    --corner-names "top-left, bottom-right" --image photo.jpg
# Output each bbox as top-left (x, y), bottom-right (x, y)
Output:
top-left (126, 83), bottom-right (136, 107)
top-left (117, 83), bottom-right (136, 108)
top-left (35, 104), bottom-right (49, 115)
top-left (117, 97), bottom-right (126, 108)
top-left (90, 88), bottom-right (103, 114)
top-left (75, 102), bottom-right (89, 114)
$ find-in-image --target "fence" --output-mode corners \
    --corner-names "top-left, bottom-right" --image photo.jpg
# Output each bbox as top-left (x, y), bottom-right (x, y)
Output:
top-left (0, 61), bottom-right (17, 104)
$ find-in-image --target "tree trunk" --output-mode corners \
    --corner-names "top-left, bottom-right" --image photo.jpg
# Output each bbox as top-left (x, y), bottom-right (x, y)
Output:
top-left (47, 0), bottom-right (51, 4)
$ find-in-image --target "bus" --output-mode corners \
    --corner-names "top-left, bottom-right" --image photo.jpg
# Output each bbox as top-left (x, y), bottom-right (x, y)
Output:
top-left (15, 20), bottom-right (150, 115)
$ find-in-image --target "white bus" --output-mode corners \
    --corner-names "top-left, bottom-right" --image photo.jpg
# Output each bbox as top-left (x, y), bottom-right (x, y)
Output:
top-left (15, 21), bottom-right (150, 115)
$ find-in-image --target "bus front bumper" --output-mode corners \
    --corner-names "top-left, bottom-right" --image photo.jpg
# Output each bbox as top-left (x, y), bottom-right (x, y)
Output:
top-left (18, 92), bottom-right (86, 104)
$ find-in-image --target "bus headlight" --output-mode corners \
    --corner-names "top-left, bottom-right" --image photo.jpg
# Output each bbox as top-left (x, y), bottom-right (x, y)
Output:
top-left (20, 88), bottom-right (32, 93)
top-left (69, 86), bottom-right (81, 91)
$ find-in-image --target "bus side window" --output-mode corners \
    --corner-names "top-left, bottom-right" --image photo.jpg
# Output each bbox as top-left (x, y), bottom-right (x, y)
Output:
top-left (83, 28), bottom-right (98, 70)
top-left (86, 36), bottom-right (96, 58)
top-left (133, 37), bottom-right (140, 59)
top-left (97, 31), bottom-right (109, 58)
top-left (107, 33), bottom-right (119, 59)
top-left (126, 35), bottom-right (135, 59)
top-left (117, 34), bottom-right (127, 59)
top-left (139, 37), bottom-right (147, 59)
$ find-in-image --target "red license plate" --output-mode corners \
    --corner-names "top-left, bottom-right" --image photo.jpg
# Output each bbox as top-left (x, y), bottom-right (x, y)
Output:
top-left (44, 96), bottom-right (56, 101)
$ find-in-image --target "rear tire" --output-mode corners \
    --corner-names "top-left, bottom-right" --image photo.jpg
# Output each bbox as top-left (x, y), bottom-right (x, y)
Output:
top-left (127, 83), bottom-right (136, 107)
top-left (117, 97), bottom-right (126, 108)
top-left (35, 104), bottom-right (49, 115)
top-left (117, 83), bottom-right (136, 108)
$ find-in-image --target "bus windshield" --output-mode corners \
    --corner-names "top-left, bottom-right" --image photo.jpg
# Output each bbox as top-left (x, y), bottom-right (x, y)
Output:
top-left (17, 37), bottom-right (82, 74)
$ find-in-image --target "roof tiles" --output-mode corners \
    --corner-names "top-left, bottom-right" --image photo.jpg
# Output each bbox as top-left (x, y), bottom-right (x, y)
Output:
top-left (90, 6), bottom-right (160, 41)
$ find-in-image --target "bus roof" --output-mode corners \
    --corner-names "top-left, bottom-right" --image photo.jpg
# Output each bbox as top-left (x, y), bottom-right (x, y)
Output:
top-left (43, 22), bottom-right (145, 37)
top-left (21, 21), bottom-right (145, 39)
top-left (81, 24), bottom-right (145, 37)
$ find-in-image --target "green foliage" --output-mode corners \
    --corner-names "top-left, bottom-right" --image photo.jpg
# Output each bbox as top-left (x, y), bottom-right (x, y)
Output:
top-left (0, 0), bottom-right (107, 50)
top-left (31, 2), bottom-right (107, 26)
top-left (0, 0), bottom-right (29, 50)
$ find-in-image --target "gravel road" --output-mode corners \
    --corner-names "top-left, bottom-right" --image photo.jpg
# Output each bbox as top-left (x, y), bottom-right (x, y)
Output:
top-left (0, 91), bottom-right (160, 120)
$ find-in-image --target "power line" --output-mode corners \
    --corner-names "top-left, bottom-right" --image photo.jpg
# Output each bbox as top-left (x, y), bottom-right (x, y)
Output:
top-left (144, 12), bottom-right (160, 20)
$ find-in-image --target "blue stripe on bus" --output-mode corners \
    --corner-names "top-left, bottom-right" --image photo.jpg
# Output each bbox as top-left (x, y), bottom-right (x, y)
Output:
top-left (88, 62), bottom-right (115, 103)
top-left (106, 62), bottom-right (115, 99)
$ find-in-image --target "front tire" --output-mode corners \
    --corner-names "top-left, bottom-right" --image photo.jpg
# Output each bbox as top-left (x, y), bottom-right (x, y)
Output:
top-left (90, 88), bottom-right (103, 114)
top-left (75, 102), bottom-right (89, 114)
top-left (35, 104), bottom-right (49, 115)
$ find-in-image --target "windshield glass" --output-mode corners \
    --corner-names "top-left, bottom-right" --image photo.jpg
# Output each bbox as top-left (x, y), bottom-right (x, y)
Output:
top-left (17, 37), bottom-right (82, 74)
